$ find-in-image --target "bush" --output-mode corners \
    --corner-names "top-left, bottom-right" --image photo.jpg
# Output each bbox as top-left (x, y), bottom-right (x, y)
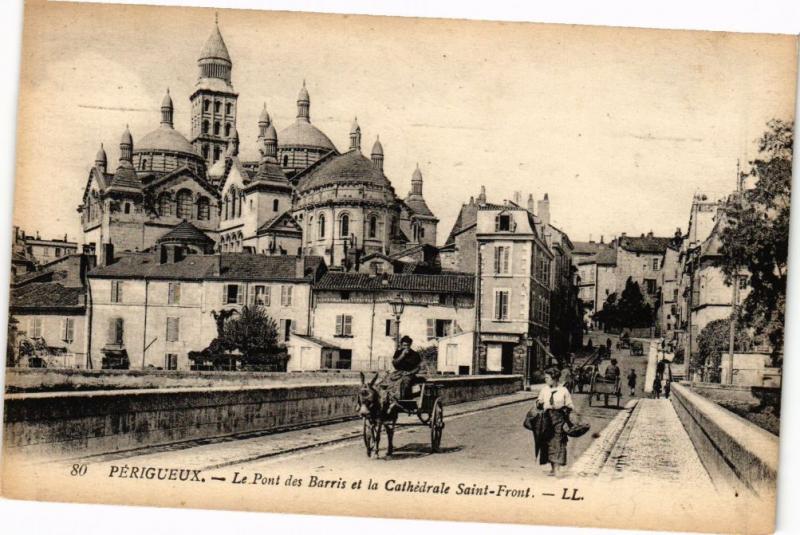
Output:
top-left (695, 318), bottom-right (752, 378)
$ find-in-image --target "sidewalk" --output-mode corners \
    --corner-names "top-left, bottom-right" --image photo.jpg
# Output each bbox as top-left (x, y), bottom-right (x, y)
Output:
top-left (60, 389), bottom-right (539, 471)
top-left (599, 398), bottom-right (715, 491)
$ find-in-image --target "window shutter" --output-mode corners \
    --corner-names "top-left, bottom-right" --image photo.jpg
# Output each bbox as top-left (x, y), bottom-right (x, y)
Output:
top-left (494, 215), bottom-right (500, 232)
top-left (62, 318), bottom-right (68, 341)
top-left (336, 315), bottom-right (343, 336)
top-left (174, 318), bottom-right (180, 341)
top-left (248, 285), bottom-right (256, 305)
top-left (494, 292), bottom-right (500, 320)
top-left (115, 318), bottom-right (124, 345)
top-left (237, 284), bottom-right (244, 305)
top-left (287, 286), bottom-right (293, 306)
top-left (117, 282), bottom-right (123, 302)
top-left (503, 247), bottom-right (510, 274)
top-left (502, 293), bottom-right (509, 320)
top-left (67, 318), bottom-right (74, 342)
top-left (494, 247), bottom-right (501, 274)
top-left (385, 319), bottom-right (392, 336)
top-left (220, 284), bottom-right (226, 304)
top-left (426, 319), bottom-right (435, 339)
top-left (108, 318), bottom-right (116, 344)
top-left (344, 316), bottom-right (352, 336)
top-left (174, 283), bottom-right (180, 304)
top-left (265, 286), bottom-right (271, 306)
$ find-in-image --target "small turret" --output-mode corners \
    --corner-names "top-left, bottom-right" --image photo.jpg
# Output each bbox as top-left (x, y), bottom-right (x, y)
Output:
top-left (95, 143), bottom-right (107, 173)
top-left (297, 80), bottom-right (310, 121)
top-left (228, 129), bottom-right (239, 157)
top-left (411, 163), bottom-right (423, 196)
top-left (349, 117), bottom-right (361, 151)
top-left (371, 135), bottom-right (384, 170)
top-left (258, 103), bottom-right (270, 138)
top-left (119, 125), bottom-right (133, 165)
top-left (263, 124), bottom-right (278, 160)
top-left (160, 89), bottom-right (173, 127)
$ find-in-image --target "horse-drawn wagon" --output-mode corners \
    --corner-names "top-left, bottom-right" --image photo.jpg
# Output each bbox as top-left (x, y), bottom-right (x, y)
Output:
top-left (358, 373), bottom-right (445, 458)
top-left (630, 340), bottom-right (645, 356)
top-left (588, 371), bottom-right (622, 407)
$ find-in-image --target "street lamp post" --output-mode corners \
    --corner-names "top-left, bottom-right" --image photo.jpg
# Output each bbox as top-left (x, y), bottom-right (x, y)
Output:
top-left (389, 294), bottom-right (405, 351)
top-left (522, 333), bottom-right (534, 389)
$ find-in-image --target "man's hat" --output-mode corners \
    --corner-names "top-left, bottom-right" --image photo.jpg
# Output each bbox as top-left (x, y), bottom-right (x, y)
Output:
top-left (400, 335), bottom-right (413, 344)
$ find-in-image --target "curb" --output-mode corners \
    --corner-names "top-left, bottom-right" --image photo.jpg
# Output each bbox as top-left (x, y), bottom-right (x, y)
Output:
top-left (569, 398), bottom-right (638, 478)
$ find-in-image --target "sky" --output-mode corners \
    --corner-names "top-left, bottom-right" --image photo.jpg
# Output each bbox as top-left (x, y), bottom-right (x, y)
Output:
top-left (11, 1), bottom-right (798, 245)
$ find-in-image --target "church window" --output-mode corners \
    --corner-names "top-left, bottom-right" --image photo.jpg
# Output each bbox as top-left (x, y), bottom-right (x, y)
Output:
top-left (176, 190), bottom-right (193, 219)
top-left (339, 214), bottom-right (350, 238)
top-left (214, 101), bottom-right (221, 113)
top-left (124, 203), bottom-right (131, 214)
top-left (283, 155), bottom-right (289, 167)
top-left (202, 121), bottom-right (209, 134)
top-left (225, 123), bottom-right (231, 137)
top-left (225, 103), bottom-right (232, 115)
top-left (197, 197), bottom-right (210, 221)
top-left (419, 227), bottom-right (425, 238)
top-left (202, 145), bottom-right (209, 160)
top-left (318, 215), bottom-right (326, 238)
top-left (203, 99), bottom-right (210, 112)
top-left (213, 146), bottom-right (221, 162)
top-left (159, 195), bottom-right (174, 217)
top-left (368, 216), bottom-right (377, 238)
top-left (140, 158), bottom-right (147, 170)
top-left (214, 122), bottom-right (221, 136)
top-left (223, 195), bottom-right (229, 220)
top-left (238, 192), bottom-right (245, 217)
top-left (273, 199), bottom-right (279, 212)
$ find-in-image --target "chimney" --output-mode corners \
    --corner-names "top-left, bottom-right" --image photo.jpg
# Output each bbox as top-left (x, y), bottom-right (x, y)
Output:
top-left (513, 191), bottom-right (522, 205)
top-left (536, 193), bottom-right (550, 227)
top-left (102, 243), bottom-right (115, 266)
top-left (527, 193), bottom-right (534, 213)
top-left (600, 235), bottom-right (604, 244)
top-left (477, 185), bottom-right (487, 205)
top-left (159, 244), bottom-right (176, 265)
top-left (647, 230), bottom-right (654, 238)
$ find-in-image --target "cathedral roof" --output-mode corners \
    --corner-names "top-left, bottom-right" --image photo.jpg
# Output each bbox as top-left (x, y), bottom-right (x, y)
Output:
top-left (250, 159), bottom-right (290, 187)
top-left (297, 149), bottom-right (392, 193)
top-left (108, 165), bottom-right (141, 192)
top-left (278, 119), bottom-right (337, 151)
top-left (199, 22), bottom-right (231, 64)
top-left (157, 220), bottom-right (214, 245)
top-left (135, 125), bottom-right (197, 155)
top-left (404, 195), bottom-right (436, 218)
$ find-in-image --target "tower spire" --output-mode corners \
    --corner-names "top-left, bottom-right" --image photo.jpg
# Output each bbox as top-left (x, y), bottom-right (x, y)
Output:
top-left (119, 125), bottom-right (133, 166)
top-left (160, 88), bottom-right (173, 127)
top-left (349, 116), bottom-right (361, 151)
top-left (297, 80), bottom-right (310, 121)
top-left (371, 135), bottom-right (384, 171)
top-left (411, 163), bottom-right (423, 196)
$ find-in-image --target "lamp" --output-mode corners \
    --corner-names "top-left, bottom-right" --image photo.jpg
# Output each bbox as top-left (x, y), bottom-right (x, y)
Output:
top-left (389, 294), bottom-right (405, 351)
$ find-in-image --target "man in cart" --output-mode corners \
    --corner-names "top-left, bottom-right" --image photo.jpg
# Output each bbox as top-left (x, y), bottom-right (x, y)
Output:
top-left (391, 335), bottom-right (423, 399)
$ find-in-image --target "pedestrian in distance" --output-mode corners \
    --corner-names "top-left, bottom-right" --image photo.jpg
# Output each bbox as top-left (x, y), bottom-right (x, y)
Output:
top-left (533, 367), bottom-right (575, 478)
top-left (652, 374), bottom-right (662, 399)
top-left (627, 368), bottom-right (637, 396)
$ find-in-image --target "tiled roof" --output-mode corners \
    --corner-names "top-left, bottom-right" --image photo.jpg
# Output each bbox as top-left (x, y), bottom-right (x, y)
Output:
top-left (619, 236), bottom-right (672, 254)
top-left (107, 165), bottom-right (141, 192)
top-left (291, 333), bottom-right (343, 349)
top-left (572, 241), bottom-right (602, 255)
top-left (89, 253), bottom-right (315, 282)
top-left (314, 272), bottom-right (474, 294)
top-left (157, 220), bottom-right (214, 244)
top-left (405, 195), bottom-right (436, 218)
top-left (596, 246), bottom-right (618, 266)
top-left (11, 283), bottom-right (85, 311)
top-left (297, 150), bottom-right (391, 192)
top-left (256, 212), bottom-right (302, 235)
top-left (249, 159), bottom-right (291, 187)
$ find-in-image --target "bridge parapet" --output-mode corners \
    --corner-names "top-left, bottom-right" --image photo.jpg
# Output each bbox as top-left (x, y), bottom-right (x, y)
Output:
top-left (670, 382), bottom-right (778, 499)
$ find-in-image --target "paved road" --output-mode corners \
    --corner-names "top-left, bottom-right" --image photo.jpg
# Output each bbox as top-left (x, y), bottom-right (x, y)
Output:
top-left (226, 352), bottom-right (648, 482)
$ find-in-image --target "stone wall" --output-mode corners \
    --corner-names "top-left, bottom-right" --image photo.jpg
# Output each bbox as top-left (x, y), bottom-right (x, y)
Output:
top-left (3, 374), bottom-right (523, 459)
top-left (670, 382), bottom-right (779, 499)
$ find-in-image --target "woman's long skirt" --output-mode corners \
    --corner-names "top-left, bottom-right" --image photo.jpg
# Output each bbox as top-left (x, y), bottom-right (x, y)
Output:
top-left (545, 409), bottom-right (568, 466)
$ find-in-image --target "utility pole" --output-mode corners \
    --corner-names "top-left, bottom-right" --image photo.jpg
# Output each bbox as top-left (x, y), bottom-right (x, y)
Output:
top-left (727, 159), bottom-right (742, 384)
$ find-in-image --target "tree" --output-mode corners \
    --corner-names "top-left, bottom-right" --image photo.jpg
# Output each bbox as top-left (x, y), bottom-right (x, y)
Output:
top-left (695, 318), bottom-right (753, 382)
top-left (595, 292), bottom-right (618, 329)
top-left (717, 119), bottom-right (792, 365)
top-left (221, 305), bottom-right (286, 369)
top-left (616, 278), bottom-right (653, 328)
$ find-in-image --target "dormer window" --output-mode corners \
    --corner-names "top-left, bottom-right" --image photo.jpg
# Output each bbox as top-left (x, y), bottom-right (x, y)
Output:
top-left (496, 213), bottom-right (512, 232)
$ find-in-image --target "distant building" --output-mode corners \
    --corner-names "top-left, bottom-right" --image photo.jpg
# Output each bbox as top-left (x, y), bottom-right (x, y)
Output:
top-left (21, 231), bottom-right (78, 266)
top-left (615, 232), bottom-right (674, 303)
top-left (572, 239), bottom-right (616, 329)
top-left (293, 272), bottom-right (475, 371)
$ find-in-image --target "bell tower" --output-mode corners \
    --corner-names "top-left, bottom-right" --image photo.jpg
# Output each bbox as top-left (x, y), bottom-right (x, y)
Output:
top-left (190, 15), bottom-right (238, 169)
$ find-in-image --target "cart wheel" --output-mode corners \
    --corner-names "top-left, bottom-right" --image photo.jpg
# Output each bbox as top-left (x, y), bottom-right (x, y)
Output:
top-left (362, 419), bottom-right (375, 457)
top-left (417, 410), bottom-right (431, 425)
top-left (430, 400), bottom-right (444, 453)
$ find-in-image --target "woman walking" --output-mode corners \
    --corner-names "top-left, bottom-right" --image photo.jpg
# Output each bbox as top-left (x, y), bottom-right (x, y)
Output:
top-left (534, 367), bottom-right (575, 477)
top-left (627, 368), bottom-right (637, 396)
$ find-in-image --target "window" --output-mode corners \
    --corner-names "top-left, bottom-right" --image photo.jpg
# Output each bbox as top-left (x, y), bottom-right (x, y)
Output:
top-left (62, 317), bottom-right (75, 343)
top-left (214, 121), bottom-right (220, 135)
top-left (124, 203), bottom-right (131, 214)
top-left (224, 123), bottom-right (231, 137)
top-left (426, 319), bottom-right (454, 339)
top-left (159, 195), bottom-right (173, 217)
top-left (318, 215), bottom-right (326, 238)
top-left (203, 99), bottom-right (210, 112)
top-left (738, 275), bottom-right (748, 290)
top-left (385, 319), bottom-right (398, 337)
top-left (419, 227), bottom-right (425, 238)
top-left (108, 317), bottom-right (124, 346)
top-left (214, 101), bottom-right (221, 113)
top-left (494, 245), bottom-right (510, 275)
top-left (225, 284), bottom-right (243, 304)
top-left (202, 120), bottom-right (209, 134)
top-left (273, 199), bottom-right (279, 212)
top-left (168, 282), bottom-right (181, 305)
top-left (339, 214), bottom-right (350, 237)
top-left (197, 197), bottom-right (210, 220)
top-left (31, 317), bottom-right (42, 339)
top-left (644, 279), bottom-right (657, 295)
top-left (496, 213), bottom-right (512, 232)
top-left (252, 285), bottom-right (270, 306)
top-left (202, 144), bottom-right (209, 159)
top-left (214, 146), bottom-right (221, 162)
top-left (652, 258), bottom-right (660, 270)
top-left (368, 216), bottom-right (378, 238)
top-left (55, 247), bottom-right (62, 257)
top-left (335, 315), bottom-right (353, 337)
top-left (283, 155), bottom-right (289, 167)
top-left (225, 102), bottom-right (232, 115)
top-left (111, 280), bottom-right (123, 303)
top-left (166, 317), bottom-right (180, 342)
top-left (281, 285), bottom-right (293, 306)
top-left (176, 190), bottom-right (193, 219)
top-left (165, 354), bottom-right (178, 370)
top-left (494, 290), bottom-right (510, 321)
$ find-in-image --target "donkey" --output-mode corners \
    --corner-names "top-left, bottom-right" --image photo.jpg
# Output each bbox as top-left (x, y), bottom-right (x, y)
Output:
top-left (358, 371), bottom-right (397, 457)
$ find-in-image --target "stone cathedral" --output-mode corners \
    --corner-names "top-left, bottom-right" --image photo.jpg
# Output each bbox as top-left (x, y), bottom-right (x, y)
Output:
top-left (78, 19), bottom-right (438, 269)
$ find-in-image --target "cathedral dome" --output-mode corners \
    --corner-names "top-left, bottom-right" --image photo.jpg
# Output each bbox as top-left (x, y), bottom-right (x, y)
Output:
top-left (297, 150), bottom-right (391, 193)
top-left (135, 125), bottom-right (197, 155)
top-left (278, 120), bottom-right (337, 152)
